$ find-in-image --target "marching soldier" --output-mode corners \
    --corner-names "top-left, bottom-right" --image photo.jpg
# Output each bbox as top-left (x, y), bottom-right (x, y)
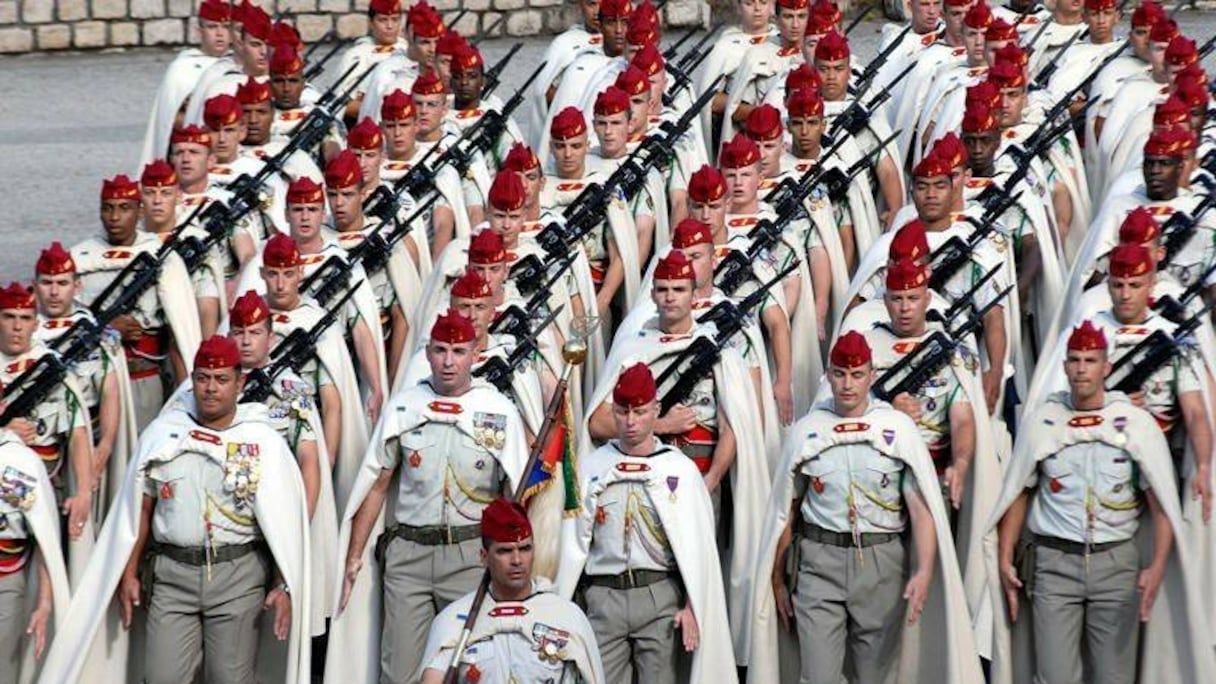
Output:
top-left (447, 43), bottom-right (527, 168)
top-left (267, 42), bottom-right (344, 164)
top-left (588, 86), bottom-right (662, 262)
top-left (335, 0), bottom-right (410, 120)
top-left (358, 0), bottom-right (446, 123)
top-left (182, 2), bottom-right (273, 128)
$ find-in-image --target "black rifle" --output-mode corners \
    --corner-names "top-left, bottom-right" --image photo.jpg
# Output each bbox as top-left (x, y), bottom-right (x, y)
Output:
top-left (1199, 32), bottom-right (1216, 60)
top-left (473, 304), bottom-right (565, 394)
top-left (301, 28), bottom-right (336, 61)
top-left (1153, 260), bottom-right (1216, 324)
top-left (1032, 39), bottom-right (1128, 138)
top-left (830, 61), bottom-right (915, 141)
top-left (1031, 28), bottom-right (1089, 89)
top-left (502, 248), bottom-right (580, 317)
top-left (851, 24), bottom-right (913, 100)
top-left (240, 284), bottom-right (362, 403)
top-left (663, 22), bottom-right (725, 106)
top-left (845, 4), bottom-right (873, 35)
top-left (1160, 180), bottom-right (1216, 266)
top-left (656, 261), bottom-right (799, 414)
top-left (1106, 301), bottom-right (1216, 394)
top-left (302, 37), bottom-right (354, 82)
top-left (471, 14), bottom-right (502, 44)
top-left (872, 282), bottom-right (1013, 402)
top-left (480, 42), bottom-right (522, 99)
top-left (927, 191), bottom-right (1021, 292)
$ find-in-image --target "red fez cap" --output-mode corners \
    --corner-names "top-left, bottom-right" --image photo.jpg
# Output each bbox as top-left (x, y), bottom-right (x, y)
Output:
top-left (808, 3), bottom-right (839, 34)
top-left (550, 106), bottom-right (588, 140)
top-left (778, 0), bottom-right (811, 9)
top-left (890, 219), bottom-right (930, 261)
top-left (613, 362), bottom-right (657, 407)
top-left (1085, 0), bottom-right (1116, 9)
top-left (140, 159), bottom-right (178, 188)
top-left (347, 117), bottom-right (385, 151)
top-left (325, 150), bottom-right (364, 189)
top-left (653, 249), bottom-right (695, 282)
top-left (263, 233), bottom-right (302, 268)
top-left (488, 171), bottom-right (526, 211)
top-left (1176, 78), bottom-right (1210, 110)
top-left (411, 69), bottom-right (448, 96)
top-left (468, 230), bottom-right (508, 265)
top-left (229, 290), bottom-right (271, 328)
top-left (1067, 320), bottom-right (1107, 352)
top-left (599, 0), bottom-right (635, 19)
top-left (407, 1), bottom-right (444, 37)
top-left (203, 94), bottom-right (242, 129)
top-left (993, 43), bottom-right (1029, 68)
top-left (1108, 243), bottom-right (1154, 278)
top-left (631, 43), bottom-right (665, 77)
top-left (269, 43), bottom-right (305, 76)
top-left (450, 44), bottom-right (485, 74)
top-left (786, 87), bottom-right (826, 118)
top-left (436, 30), bottom-right (467, 57)
top-left (912, 151), bottom-right (954, 179)
top-left (967, 80), bottom-right (1002, 109)
top-left (235, 77), bottom-right (271, 105)
top-left (1144, 127), bottom-right (1196, 157)
top-left (198, 0), bottom-right (231, 22)
top-left (989, 59), bottom-right (1027, 89)
top-left (481, 497), bottom-right (532, 543)
top-left (964, 2), bottom-right (994, 29)
top-left (101, 174), bottom-right (141, 201)
top-left (502, 142), bottom-right (541, 173)
top-left (195, 334), bottom-right (241, 369)
top-left (171, 124), bottom-right (213, 148)
top-left (431, 308), bottom-right (476, 344)
top-left (672, 218), bottom-right (714, 248)
top-left (231, 0), bottom-right (252, 24)
top-left (615, 65), bottom-right (650, 98)
top-left (1172, 63), bottom-right (1208, 89)
top-left (1165, 36), bottom-right (1198, 68)
top-left (1131, 1), bottom-right (1165, 28)
top-left (242, 6), bottom-right (273, 41)
top-left (0, 283), bottom-right (34, 311)
top-left (932, 133), bottom-right (968, 170)
top-left (944, 0), bottom-right (970, 6)
top-left (1154, 96), bottom-right (1190, 127)
top-left (369, 0), bottom-right (403, 16)
top-left (885, 258), bottom-right (929, 291)
top-left (830, 330), bottom-right (872, 368)
top-left (450, 268), bottom-right (493, 300)
top-left (815, 31), bottom-right (851, 62)
top-left (1117, 207), bottom-right (1161, 244)
top-left (286, 177), bottom-right (325, 205)
top-left (962, 102), bottom-right (999, 133)
top-left (719, 133), bottom-right (761, 169)
top-left (380, 89), bottom-right (417, 121)
top-left (784, 63), bottom-right (823, 97)
top-left (985, 17), bottom-right (1017, 42)
top-left (688, 164), bottom-right (727, 202)
top-left (744, 104), bottom-right (784, 142)
top-left (594, 87), bottom-right (631, 117)
top-left (626, 10), bottom-right (660, 46)
top-left (270, 22), bottom-right (303, 52)
top-left (633, 0), bottom-right (660, 27)
top-left (36, 242), bottom-right (76, 277)
top-left (1149, 18), bottom-right (1179, 43)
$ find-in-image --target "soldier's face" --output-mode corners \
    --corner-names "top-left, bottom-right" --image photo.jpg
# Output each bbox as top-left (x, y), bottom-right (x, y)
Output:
top-left (230, 321), bottom-right (271, 367)
top-left (413, 94), bottom-right (448, 135)
top-left (517, 168), bottom-right (543, 209)
top-left (242, 102), bottom-right (274, 145)
top-left (997, 87), bottom-right (1026, 127)
top-left (470, 262), bottom-right (509, 294)
top-left (594, 112), bottom-right (630, 158)
top-left (680, 245), bottom-right (714, 290)
top-left (287, 203), bottom-right (324, 242)
top-left (489, 207), bottom-right (525, 246)
top-left (327, 185), bottom-right (364, 229)
top-left (451, 295), bottom-right (495, 339)
top-left (352, 148), bottom-right (383, 185)
top-left (482, 538), bottom-right (534, 593)
top-left (451, 67), bottom-right (485, 108)
top-left (910, 0), bottom-right (943, 33)
top-left (963, 27), bottom-right (986, 65)
top-left (436, 54), bottom-right (454, 87)
top-left (198, 19), bottom-right (231, 57)
top-left (1149, 42), bottom-right (1168, 82)
top-left (370, 12), bottom-right (403, 45)
top-left (1085, 8), bottom-right (1119, 44)
top-left (613, 400), bottom-right (659, 447)
top-left (141, 185), bottom-right (179, 227)
top-left (382, 118), bottom-right (418, 158)
top-left (580, 0), bottom-right (602, 31)
top-left (1056, 0), bottom-right (1084, 17)
top-left (426, 339), bottom-right (475, 395)
top-left (551, 134), bottom-right (589, 179)
top-left (945, 4), bottom-right (971, 37)
top-left (647, 72), bottom-right (665, 112)
top-left (983, 40), bottom-right (1009, 68)
top-left (100, 199), bottom-right (141, 244)
top-left (270, 71), bottom-right (305, 109)
top-left (828, 363), bottom-right (874, 414)
top-left (211, 122), bottom-right (245, 162)
top-left (627, 94), bottom-right (649, 136)
top-left (788, 115), bottom-right (825, 158)
top-left (1108, 273), bottom-right (1154, 323)
top-left (739, 0), bottom-right (774, 33)
top-left (815, 59), bottom-right (850, 101)
top-left (724, 164), bottom-right (761, 209)
top-left (756, 137), bottom-right (783, 178)
top-left (172, 143), bottom-right (212, 188)
top-left (599, 15), bottom-right (629, 57)
top-left (912, 175), bottom-right (953, 222)
top-left (652, 278), bottom-right (694, 328)
top-left (963, 130), bottom-right (1000, 175)
top-left (688, 197), bottom-right (726, 231)
top-left (1130, 27), bottom-right (1151, 61)
top-left (261, 266), bottom-right (301, 310)
top-left (192, 366), bottom-right (244, 422)
top-left (35, 273), bottom-right (78, 319)
top-left (241, 35), bottom-right (269, 75)
top-left (884, 287), bottom-right (930, 336)
top-left (0, 309), bottom-right (35, 356)
top-left (409, 33), bottom-right (439, 66)
top-left (1064, 348), bottom-right (1109, 402)
top-left (777, 7), bottom-right (809, 47)
top-left (1143, 155), bottom-right (1182, 200)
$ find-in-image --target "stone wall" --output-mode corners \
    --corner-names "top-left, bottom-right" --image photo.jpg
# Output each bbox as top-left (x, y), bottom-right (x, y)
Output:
top-left (0, 0), bottom-right (710, 54)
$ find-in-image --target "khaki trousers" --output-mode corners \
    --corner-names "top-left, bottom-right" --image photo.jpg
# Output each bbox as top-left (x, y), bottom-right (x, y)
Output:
top-left (582, 577), bottom-right (686, 684)
top-left (0, 571), bottom-right (26, 684)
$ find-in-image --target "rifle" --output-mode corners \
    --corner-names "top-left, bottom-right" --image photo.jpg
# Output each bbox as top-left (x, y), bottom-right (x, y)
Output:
top-left (656, 261), bottom-right (799, 414)
top-left (1031, 28), bottom-right (1089, 89)
top-left (661, 26), bottom-right (702, 64)
top-left (471, 14), bottom-right (502, 44)
top-left (480, 42), bottom-right (522, 99)
top-left (818, 129), bottom-right (900, 204)
top-left (301, 28), bottom-right (336, 61)
top-left (240, 284), bottom-right (362, 403)
top-left (1153, 260), bottom-right (1216, 324)
top-left (1106, 300), bottom-right (1216, 394)
top-left (1199, 32), bottom-right (1216, 61)
top-left (302, 37), bottom-right (354, 82)
top-left (1160, 184), bottom-right (1216, 266)
top-left (845, 4), bottom-right (873, 35)
top-left (830, 61), bottom-right (915, 141)
top-left (662, 22), bottom-right (725, 106)
top-left (1032, 39), bottom-right (1128, 136)
top-left (671, 20), bottom-right (725, 75)
top-left (927, 192), bottom-right (1020, 292)
top-left (872, 282), bottom-right (1013, 402)
top-left (502, 248), bottom-right (581, 318)
top-left (472, 304), bottom-right (565, 394)
top-left (851, 24), bottom-right (913, 100)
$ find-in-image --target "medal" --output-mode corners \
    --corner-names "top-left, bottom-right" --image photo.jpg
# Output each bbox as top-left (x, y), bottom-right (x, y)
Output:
top-left (666, 475), bottom-right (679, 503)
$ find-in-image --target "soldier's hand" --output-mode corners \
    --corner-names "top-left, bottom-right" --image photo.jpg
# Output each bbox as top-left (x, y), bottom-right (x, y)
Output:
top-left (772, 577), bottom-right (794, 632)
top-left (999, 562), bottom-right (1023, 623)
top-left (119, 573), bottom-right (141, 629)
top-left (7, 418), bottom-right (37, 445)
top-left (367, 390), bottom-right (384, 425)
top-left (943, 463), bottom-right (968, 510)
top-left (109, 315), bottom-right (143, 342)
top-left (1137, 563), bottom-right (1167, 621)
top-left (1192, 465), bottom-right (1211, 523)
top-left (903, 571), bottom-right (932, 625)
top-left (656, 405), bottom-right (698, 435)
top-left (702, 470), bottom-right (723, 494)
top-left (891, 393), bottom-right (923, 421)
top-left (265, 585), bottom-right (292, 640)
top-left (774, 380), bottom-right (794, 425)
top-left (340, 558), bottom-right (363, 611)
top-left (26, 601), bottom-right (51, 659)
top-left (673, 603), bottom-right (699, 652)
top-left (63, 493), bottom-right (92, 540)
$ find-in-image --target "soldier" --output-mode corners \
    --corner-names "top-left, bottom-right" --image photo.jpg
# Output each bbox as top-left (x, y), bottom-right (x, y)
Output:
top-left (236, 77), bottom-right (323, 185)
top-left (447, 43), bottom-right (527, 168)
top-left (201, 92), bottom-right (293, 236)
top-left (331, 310), bottom-right (528, 683)
top-left (38, 336), bottom-right (311, 684)
top-left (335, 0), bottom-right (409, 121)
top-left (719, 0), bottom-right (810, 147)
top-left (419, 498), bottom-right (606, 683)
top-left (1026, 0), bottom-right (1089, 78)
top-left (524, 0), bottom-right (604, 146)
top-left (267, 42), bottom-right (344, 164)
top-left (182, 2), bottom-right (273, 127)
top-left (588, 86), bottom-right (661, 262)
top-left (358, 0), bottom-right (446, 123)
top-left (557, 363), bottom-right (737, 684)
top-left (747, 332), bottom-right (981, 684)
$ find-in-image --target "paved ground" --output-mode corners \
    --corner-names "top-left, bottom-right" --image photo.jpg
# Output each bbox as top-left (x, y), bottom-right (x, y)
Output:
top-left (0, 14), bottom-right (1213, 277)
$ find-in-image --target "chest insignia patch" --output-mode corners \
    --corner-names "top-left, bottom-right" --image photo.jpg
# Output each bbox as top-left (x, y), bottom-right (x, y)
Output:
top-left (615, 462), bottom-right (651, 473)
top-left (472, 412), bottom-right (507, 451)
top-left (190, 430), bottom-right (221, 445)
top-left (0, 467), bottom-right (36, 511)
top-left (1068, 415), bottom-right (1103, 428)
top-left (488, 605), bottom-right (528, 617)
top-left (429, 400), bottom-right (464, 415)
top-left (882, 429), bottom-right (895, 445)
top-left (533, 623), bottom-right (571, 664)
top-left (408, 450), bottom-right (422, 468)
top-left (833, 422), bottom-right (869, 433)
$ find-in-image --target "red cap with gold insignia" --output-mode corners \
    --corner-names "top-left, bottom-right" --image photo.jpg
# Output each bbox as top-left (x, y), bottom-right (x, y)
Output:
top-left (325, 150), bottom-right (364, 189)
top-left (229, 290), bottom-right (271, 328)
top-left (890, 219), bottom-right (930, 262)
top-left (830, 330), bottom-right (871, 368)
top-left (964, 2), bottom-right (993, 29)
top-left (269, 43), bottom-right (305, 76)
top-left (1144, 127), bottom-right (1196, 157)
top-left (1131, 0), bottom-right (1165, 28)
top-left (993, 43), bottom-right (1029, 69)
top-left (784, 63), bottom-right (823, 97)
top-left (626, 6), bottom-right (660, 46)
top-left (1165, 35), bottom-right (1198, 67)
top-left (550, 106), bottom-right (588, 140)
top-left (932, 133), bottom-right (967, 170)
top-left (743, 104), bottom-right (784, 142)
top-left (412, 69), bottom-right (448, 96)
top-left (263, 233), bottom-right (302, 268)
top-left (502, 142), bottom-right (541, 173)
top-left (912, 151), bottom-right (953, 179)
top-left (0, 283), bottom-right (35, 311)
top-left (1117, 207), bottom-right (1161, 244)
top-left (885, 258), bottom-right (929, 291)
top-left (35, 242), bottom-right (76, 277)
top-left (1149, 18), bottom-right (1179, 44)
top-left (236, 77), bottom-right (272, 105)
top-left (966, 80), bottom-right (1002, 109)
top-left (140, 159), bottom-right (178, 188)
top-left (242, 5), bottom-right (273, 42)
top-left (719, 133), bottom-right (761, 168)
top-left (369, 0), bottom-right (403, 16)
top-left (944, 0), bottom-right (969, 6)
top-left (614, 362), bottom-right (657, 407)
top-left (1108, 243), bottom-right (1154, 278)
top-left (599, 0), bottom-right (635, 19)
top-left (778, 0), bottom-right (811, 9)
top-left (688, 164), bottom-right (727, 202)
top-left (450, 44), bottom-right (484, 74)
top-left (988, 59), bottom-right (1027, 89)
top-left (653, 250), bottom-right (695, 282)
top-left (101, 174), bottom-right (141, 201)
top-left (203, 94), bottom-right (243, 129)
top-left (962, 102), bottom-right (999, 133)
top-left (450, 269), bottom-right (493, 300)
top-left (270, 21), bottom-right (302, 51)
top-left (468, 230), bottom-right (508, 265)
top-left (347, 117), bottom-right (385, 151)
top-left (1067, 319), bottom-right (1107, 351)
top-left (1176, 77), bottom-right (1210, 111)
top-left (985, 17), bottom-right (1017, 43)
top-left (807, 3), bottom-right (838, 35)
top-left (436, 29), bottom-right (467, 56)
top-left (631, 43), bottom-right (665, 77)
top-left (1085, 0), bottom-right (1116, 9)
top-left (171, 124), bottom-right (213, 148)
top-left (672, 218), bottom-right (713, 248)
top-left (407, 1), bottom-right (444, 38)
top-left (1172, 63), bottom-right (1208, 89)
top-left (786, 87), bottom-right (825, 118)
top-left (198, 0), bottom-right (231, 22)
top-left (481, 497), bottom-right (532, 543)
top-left (1153, 96), bottom-right (1190, 128)
top-left (195, 334), bottom-right (242, 369)
top-left (594, 87), bottom-right (631, 117)
top-left (380, 89), bottom-right (416, 121)
top-left (431, 308), bottom-right (476, 344)
top-left (488, 171), bottom-right (526, 211)
top-left (615, 65), bottom-right (650, 97)
top-left (286, 177), bottom-right (325, 206)
top-left (814, 30), bottom-right (850, 62)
